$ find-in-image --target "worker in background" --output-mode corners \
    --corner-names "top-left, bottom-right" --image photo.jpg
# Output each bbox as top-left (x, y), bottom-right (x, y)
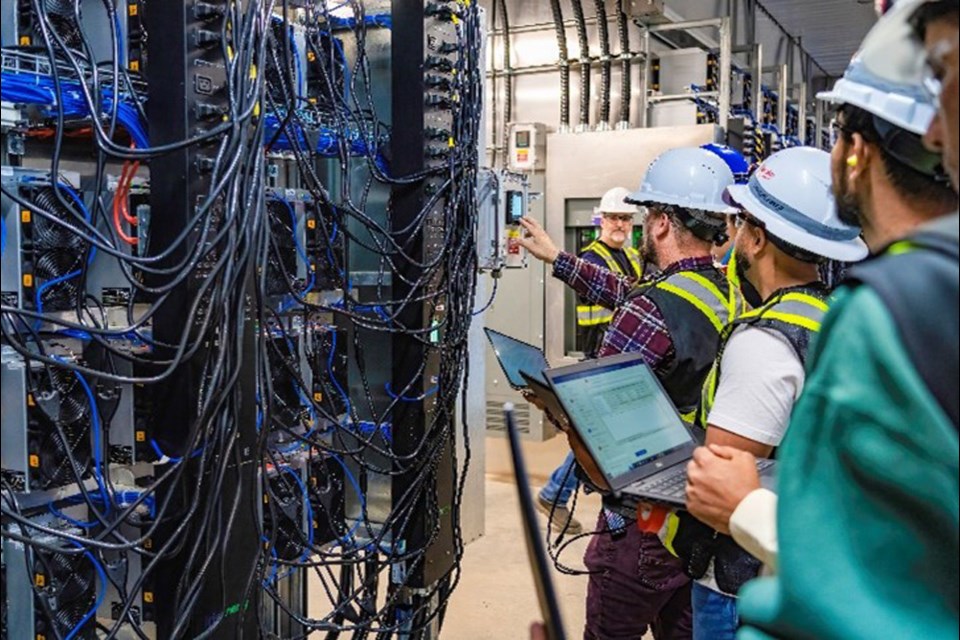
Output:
top-left (684, 1), bottom-right (960, 638)
top-left (575, 187), bottom-right (652, 357)
top-left (536, 187), bottom-right (652, 536)
top-left (519, 146), bottom-right (742, 640)
top-left (662, 147), bottom-right (867, 640)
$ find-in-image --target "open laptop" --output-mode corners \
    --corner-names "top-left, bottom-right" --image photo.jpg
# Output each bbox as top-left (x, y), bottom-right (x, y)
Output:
top-left (543, 352), bottom-right (776, 506)
top-left (484, 327), bottom-right (550, 389)
top-left (504, 403), bottom-right (567, 640)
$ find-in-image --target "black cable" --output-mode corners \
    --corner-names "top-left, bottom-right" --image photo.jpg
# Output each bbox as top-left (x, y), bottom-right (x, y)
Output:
top-left (594, 0), bottom-right (611, 127)
top-left (548, 0), bottom-right (571, 129)
top-left (570, 0), bottom-right (591, 129)
top-left (616, 6), bottom-right (632, 126)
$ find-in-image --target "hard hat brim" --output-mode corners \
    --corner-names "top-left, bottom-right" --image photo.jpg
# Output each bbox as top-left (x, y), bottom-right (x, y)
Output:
top-left (816, 78), bottom-right (935, 136)
top-left (725, 184), bottom-right (869, 262)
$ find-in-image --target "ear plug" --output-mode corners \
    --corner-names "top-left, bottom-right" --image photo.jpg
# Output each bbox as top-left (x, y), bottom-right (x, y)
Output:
top-left (847, 156), bottom-right (858, 167)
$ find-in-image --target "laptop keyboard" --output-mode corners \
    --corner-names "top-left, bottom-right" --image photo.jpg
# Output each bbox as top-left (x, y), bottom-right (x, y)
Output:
top-left (632, 458), bottom-right (775, 501)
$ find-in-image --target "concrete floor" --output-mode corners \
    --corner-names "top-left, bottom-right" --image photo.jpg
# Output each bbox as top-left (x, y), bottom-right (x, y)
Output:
top-left (441, 434), bottom-right (602, 640)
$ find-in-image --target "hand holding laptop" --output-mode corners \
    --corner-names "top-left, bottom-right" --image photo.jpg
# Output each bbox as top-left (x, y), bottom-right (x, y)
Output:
top-left (684, 444), bottom-right (761, 534)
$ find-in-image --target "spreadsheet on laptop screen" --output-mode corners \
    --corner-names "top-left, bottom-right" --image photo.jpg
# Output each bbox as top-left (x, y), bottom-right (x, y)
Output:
top-left (551, 359), bottom-right (691, 479)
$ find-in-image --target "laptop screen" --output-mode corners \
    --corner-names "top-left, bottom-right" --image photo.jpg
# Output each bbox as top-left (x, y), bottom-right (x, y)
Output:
top-left (549, 357), bottom-right (692, 481)
top-left (485, 328), bottom-right (549, 389)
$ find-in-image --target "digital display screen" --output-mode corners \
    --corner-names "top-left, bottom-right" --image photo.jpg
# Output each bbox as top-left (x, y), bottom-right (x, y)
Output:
top-left (552, 359), bottom-right (692, 479)
top-left (505, 190), bottom-right (524, 224)
top-left (515, 130), bottom-right (531, 149)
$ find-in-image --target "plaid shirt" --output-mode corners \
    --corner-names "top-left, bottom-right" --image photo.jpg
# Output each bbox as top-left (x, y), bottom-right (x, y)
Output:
top-left (553, 251), bottom-right (716, 373)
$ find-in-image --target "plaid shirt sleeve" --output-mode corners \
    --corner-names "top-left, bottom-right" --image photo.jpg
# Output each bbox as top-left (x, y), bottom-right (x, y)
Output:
top-left (596, 290), bottom-right (675, 372)
top-left (553, 251), bottom-right (634, 310)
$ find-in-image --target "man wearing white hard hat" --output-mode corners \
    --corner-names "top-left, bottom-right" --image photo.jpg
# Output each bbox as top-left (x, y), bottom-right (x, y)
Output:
top-left (682, 1), bottom-right (959, 638)
top-left (575, 187), bottom-right (653, 359)
top-left (519, 146), bottom-right (742, 640)
top-left (657, 147), bottom-right (866, 640)
top-left (536, 187), bottom-right (653, 539)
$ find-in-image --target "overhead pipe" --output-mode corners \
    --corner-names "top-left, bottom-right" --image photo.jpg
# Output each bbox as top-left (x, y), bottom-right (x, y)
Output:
top-left (570, 0), bottom-right (592, 131)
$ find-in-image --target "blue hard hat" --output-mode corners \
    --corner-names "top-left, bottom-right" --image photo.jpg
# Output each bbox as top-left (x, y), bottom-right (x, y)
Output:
top-left (701, 143), bottom-right (750, 183)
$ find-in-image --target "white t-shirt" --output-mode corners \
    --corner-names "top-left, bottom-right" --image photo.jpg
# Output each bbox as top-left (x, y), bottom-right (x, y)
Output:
top-left (706, 324), bottom-right (806, 446)
top-left (697, 325), bottom-right (805, 594)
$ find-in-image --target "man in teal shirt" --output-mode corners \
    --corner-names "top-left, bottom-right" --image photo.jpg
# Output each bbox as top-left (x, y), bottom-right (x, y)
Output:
top-left (683, 1), bottom-right (960, 638)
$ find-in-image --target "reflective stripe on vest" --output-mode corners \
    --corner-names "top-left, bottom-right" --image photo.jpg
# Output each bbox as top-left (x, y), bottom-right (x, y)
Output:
top-left (697, 290), bottom-right (829, 427)
top-left (576, 242), bottom-right (645, 327)
top-left (725, 251), bottom-right (750, 316)
top-left (653, 271), bottom-right (740, 334)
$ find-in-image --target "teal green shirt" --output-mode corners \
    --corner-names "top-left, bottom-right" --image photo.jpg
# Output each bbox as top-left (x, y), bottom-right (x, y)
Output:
top-left (738, 286), bottom-right (959, 639)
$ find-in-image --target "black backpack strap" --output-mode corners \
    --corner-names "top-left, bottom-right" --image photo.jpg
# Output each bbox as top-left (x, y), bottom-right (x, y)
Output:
top-left (845, 220), bottom-right (960, 429)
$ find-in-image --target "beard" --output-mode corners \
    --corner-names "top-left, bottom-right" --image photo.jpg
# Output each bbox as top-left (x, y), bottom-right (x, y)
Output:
top-left (642, 231), bottom-right (658, 268)
top-left (734, 248), bottom-right (764, 308)
top-left (834, 169), bottom-right (864, 227)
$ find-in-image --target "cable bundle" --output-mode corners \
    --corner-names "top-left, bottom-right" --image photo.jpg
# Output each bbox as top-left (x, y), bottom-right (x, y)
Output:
top-left (1, 1), bottom-right (484, 639)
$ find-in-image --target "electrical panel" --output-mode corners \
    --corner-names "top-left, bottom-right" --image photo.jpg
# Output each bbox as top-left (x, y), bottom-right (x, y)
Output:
top-left (507, 122), bottom-right (547, 172)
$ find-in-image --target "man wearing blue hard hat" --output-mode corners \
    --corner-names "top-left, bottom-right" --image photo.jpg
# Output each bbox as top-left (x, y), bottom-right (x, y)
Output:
top-left (683, 1), bottom-right (959, 638)
top-left (519, 146), bottom-right (743, 639)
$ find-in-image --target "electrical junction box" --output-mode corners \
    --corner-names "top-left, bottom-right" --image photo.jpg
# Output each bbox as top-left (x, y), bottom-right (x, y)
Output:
top-left (507, 122), bottom-right (547, 172)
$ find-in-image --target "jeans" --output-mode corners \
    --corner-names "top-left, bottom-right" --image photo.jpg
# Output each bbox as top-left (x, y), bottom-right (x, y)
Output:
top-left (539, 452), bottom-right (579, 506)
top-left (583, 512), bottom-right (692, 640)
top-left (691, 582), bottom-right (738, 640)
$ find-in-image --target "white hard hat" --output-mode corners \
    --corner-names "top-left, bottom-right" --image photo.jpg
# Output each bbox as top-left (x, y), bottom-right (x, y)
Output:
top-left (817, 0), bottom-right (935, 135)
top-left (594, 187), bottom-right (640, 216)
top-left (724, 148), bottom-right (869, 262)
top-left (626, 147), bottom-right (738, 215)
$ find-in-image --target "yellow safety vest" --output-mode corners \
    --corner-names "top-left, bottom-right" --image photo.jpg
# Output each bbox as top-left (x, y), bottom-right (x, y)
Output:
top-left (576, 241), bottom-right (646, 327)
top-left (645, 268), bottom-right (744, 421)
top-left (696, 288), bottom-right (830, 428)
top-left (660, 286), bottom-right (831, 559)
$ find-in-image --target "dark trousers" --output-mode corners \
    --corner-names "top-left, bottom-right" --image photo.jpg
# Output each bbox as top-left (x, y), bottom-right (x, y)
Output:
top-left (583, 512), bottom-right (693, 640)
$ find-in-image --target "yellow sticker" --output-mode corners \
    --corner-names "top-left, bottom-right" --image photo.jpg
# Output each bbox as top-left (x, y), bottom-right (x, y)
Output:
top-left (306, 219), bottom-right (316, 229)
top-left (27, 393), bottom-right (35, 407)
top-left (23, 273), bottom-right (33, 288)
top-left (313, 391), bottom-right (322, 402)
top-left (21, 209), bottom-right (31, 223)
top-left (19, 36), bottom-right (31, 46)
top-left (307, 51), bottom-right (316, 62)
top-left (34, 573), bottom-right (45, 587)
top-left (129, 59), bottom-right (140, 72)
top-left (128, 3), bottom-right (138, 17)
top-left (143, 591), bottom-right (154, 604)
top-left (135, 430), bottom-right (146, 442)
top-left (29, 454), bottom-right (40, 468)
top-left (144, 538), bottom-right (153, 550)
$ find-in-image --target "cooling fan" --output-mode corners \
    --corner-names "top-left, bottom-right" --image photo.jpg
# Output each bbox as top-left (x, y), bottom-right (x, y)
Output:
top-left (28, 365), bottom-right (93, 490)
top-left (27, 185), bottom-right (87, 313)
top-left (35, 0), bottom-right (85, 50)
top-left (33, 544), bottom-right (97, 639)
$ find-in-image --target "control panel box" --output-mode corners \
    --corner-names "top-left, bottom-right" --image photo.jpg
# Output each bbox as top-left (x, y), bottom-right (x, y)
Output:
top-left (507, 122), bottom-right (547, 172)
